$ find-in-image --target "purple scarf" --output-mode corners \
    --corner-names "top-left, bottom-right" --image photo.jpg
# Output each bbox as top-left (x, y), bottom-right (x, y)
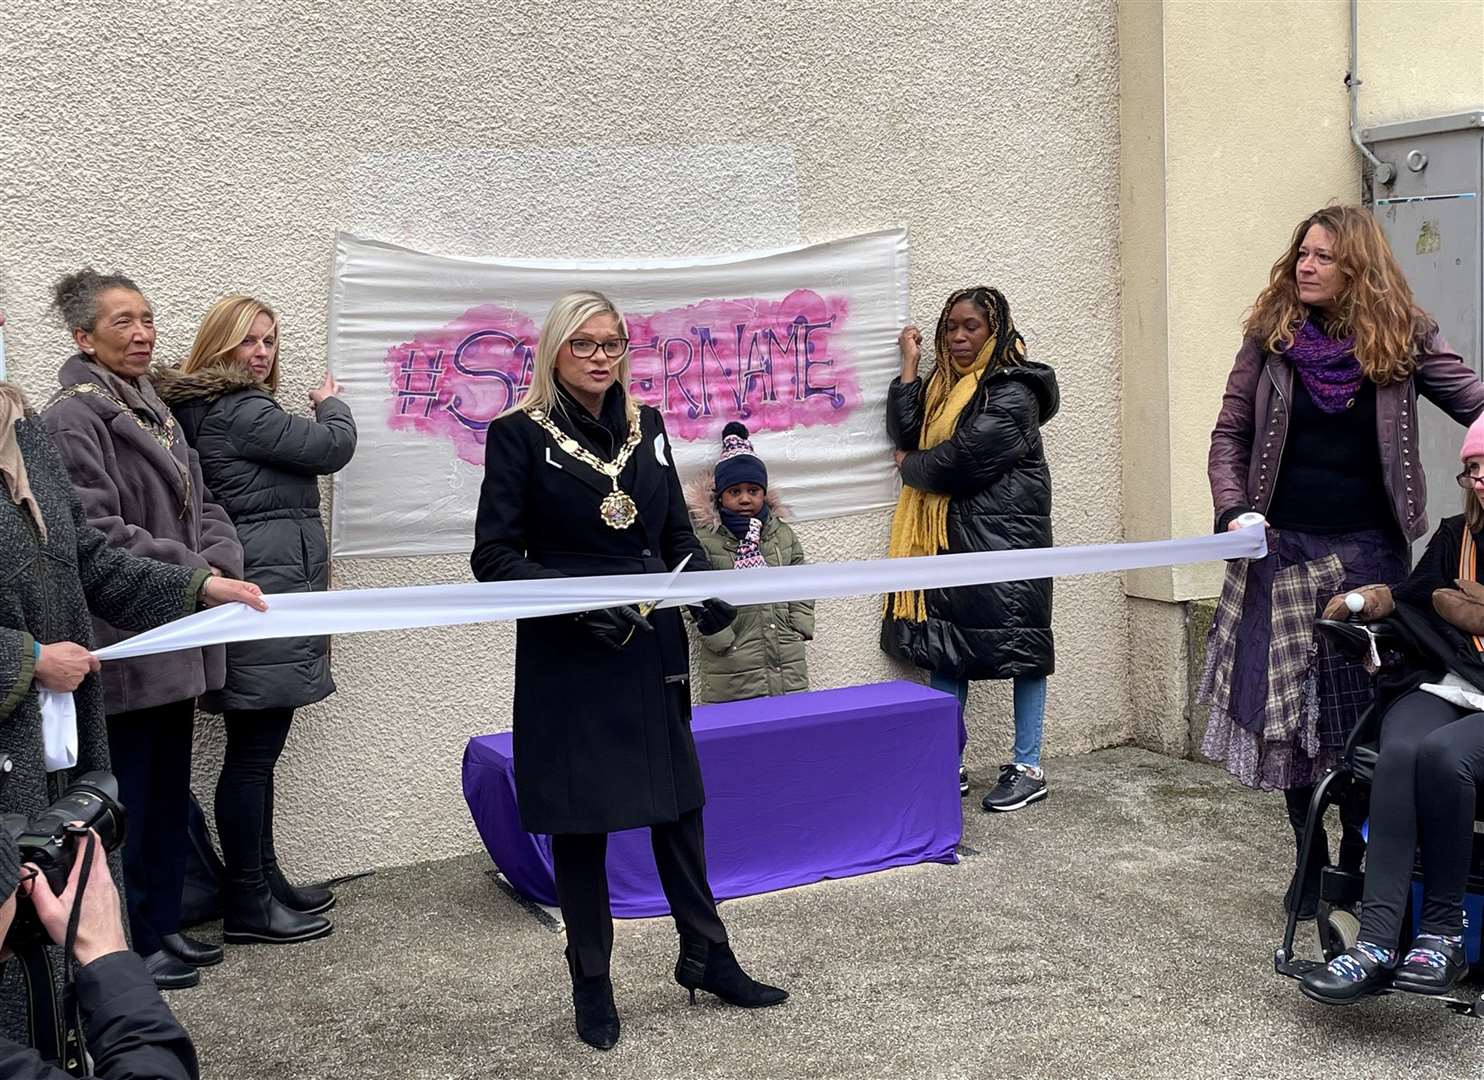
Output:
top-left (1283, 317), bottom-right (1364, 414)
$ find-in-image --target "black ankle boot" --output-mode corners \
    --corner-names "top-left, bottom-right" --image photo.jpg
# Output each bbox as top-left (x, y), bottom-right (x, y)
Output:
top-left (565, 948), bottom-right (619, 1050)
top-left (161, 932), bottom-right (223, 967)
top-left (674, 937), bottom-right (788, 1008)
top-left (223, 875), bottom-right (334, 945)
top-left (264, 857), bottom-right (335, 915)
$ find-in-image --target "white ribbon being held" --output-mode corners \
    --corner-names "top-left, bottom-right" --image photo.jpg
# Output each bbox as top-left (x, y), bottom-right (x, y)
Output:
top-left (94, 524), bottom-right (1269, 662)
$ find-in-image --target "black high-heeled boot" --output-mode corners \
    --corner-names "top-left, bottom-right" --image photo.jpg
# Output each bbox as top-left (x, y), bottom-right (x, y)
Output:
top-left (674, 937), bottom-right (788, 1008)
top-left (565, 948), bottom-right (619, 1050)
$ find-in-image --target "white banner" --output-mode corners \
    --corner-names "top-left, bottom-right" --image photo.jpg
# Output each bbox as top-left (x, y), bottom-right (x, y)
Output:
top-left (94, 525), bottom-right (1267, 661)
top-left (328, 230), bottom-right (911, 558)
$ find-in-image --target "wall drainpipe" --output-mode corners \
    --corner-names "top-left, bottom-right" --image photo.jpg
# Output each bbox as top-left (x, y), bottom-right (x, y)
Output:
top-left (1347, 0), bottom-right (1397, 194)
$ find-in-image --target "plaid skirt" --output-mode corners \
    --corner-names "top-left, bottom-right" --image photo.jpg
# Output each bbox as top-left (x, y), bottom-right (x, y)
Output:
top-left (1198, 526), bottom-right (1408, 790)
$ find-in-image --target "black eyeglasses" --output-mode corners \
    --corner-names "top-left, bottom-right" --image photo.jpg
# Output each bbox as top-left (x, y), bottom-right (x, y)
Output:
top-left (1456, 470), bottom-right (1484, 489)
top-left (568, 337), bottom-right (629, 360)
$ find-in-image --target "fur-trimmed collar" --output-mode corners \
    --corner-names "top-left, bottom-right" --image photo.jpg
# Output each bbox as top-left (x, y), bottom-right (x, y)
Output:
top-left (684, 467), bottom-right (788, 530)
top-left (151, 362), bottom-right (267, 406)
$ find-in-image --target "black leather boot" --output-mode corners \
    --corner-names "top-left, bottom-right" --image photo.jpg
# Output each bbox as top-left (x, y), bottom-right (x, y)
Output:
top-left (264, 855), bottom-right (335, 915)
top-left (565, 948), bottom-right (620, 1050)
top-left (674, 937), bottom-right (788, 1008)
top-left (161, 932), bottom-right (223, 967)
top-left (223, 875), bottom-right (334, 945)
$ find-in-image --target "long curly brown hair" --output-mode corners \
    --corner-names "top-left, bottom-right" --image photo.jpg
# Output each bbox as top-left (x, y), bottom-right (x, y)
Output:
top-left (1244, 205), bottom-right (1431, 385)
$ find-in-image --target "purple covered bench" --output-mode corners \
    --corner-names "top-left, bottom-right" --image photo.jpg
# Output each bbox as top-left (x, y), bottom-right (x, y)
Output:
top-left (461, 680), bottom-right (963, 917)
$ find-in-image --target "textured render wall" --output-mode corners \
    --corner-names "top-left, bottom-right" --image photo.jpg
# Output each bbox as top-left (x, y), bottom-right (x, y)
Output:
top-left (0, 1), bottom-right (1123, 877)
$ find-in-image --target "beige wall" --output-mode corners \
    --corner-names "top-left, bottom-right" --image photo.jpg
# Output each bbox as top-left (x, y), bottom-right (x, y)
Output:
top-left (0, 0), bottom-right (1126, 877)
top-left (1119, 0), bottom-right (1483, 750)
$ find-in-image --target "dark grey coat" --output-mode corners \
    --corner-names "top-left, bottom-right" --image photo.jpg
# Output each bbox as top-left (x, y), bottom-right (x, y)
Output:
top-left (0, 412), bottom-right (207, 1044)
top-left (154, 364), bottom-right (356, 713)
top-left (41, 356), bottom-right (243, 715)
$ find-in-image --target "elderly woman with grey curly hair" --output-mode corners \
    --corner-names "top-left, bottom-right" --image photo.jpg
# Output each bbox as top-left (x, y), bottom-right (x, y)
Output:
top-left (40, 271), bottom-right (248, 991)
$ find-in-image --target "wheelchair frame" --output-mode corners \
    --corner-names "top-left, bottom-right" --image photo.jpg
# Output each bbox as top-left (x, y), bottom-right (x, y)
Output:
top-left (1272, 617), bottom-right (1484, 1018)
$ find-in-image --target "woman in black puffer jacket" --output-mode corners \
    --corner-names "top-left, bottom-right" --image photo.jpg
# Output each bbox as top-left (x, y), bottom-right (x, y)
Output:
top-left (155, 295), bottom-right (356, 947)
top-left (882, 286), bottom-right (1058, 812)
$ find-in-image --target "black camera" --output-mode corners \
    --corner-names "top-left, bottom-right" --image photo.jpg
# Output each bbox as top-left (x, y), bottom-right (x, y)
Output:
top-left (1, 770), bottom-right (126, 946)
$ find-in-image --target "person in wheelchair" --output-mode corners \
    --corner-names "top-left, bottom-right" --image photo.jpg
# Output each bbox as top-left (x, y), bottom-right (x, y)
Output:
top-left (1301, 415), bottom-right (1484, 1004)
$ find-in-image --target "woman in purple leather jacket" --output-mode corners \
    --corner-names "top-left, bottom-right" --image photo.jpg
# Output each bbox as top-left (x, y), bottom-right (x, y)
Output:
top-left (1200, 205), bottom-right (1484, 921)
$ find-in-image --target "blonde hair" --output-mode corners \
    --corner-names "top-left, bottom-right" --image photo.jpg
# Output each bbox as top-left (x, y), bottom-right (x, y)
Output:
top-left (1244, 205), bottom-right (1431, 386)
top-left (182, 295), bottom-right (281, 392)
top-left (513, 290), bottom-right (636, 424)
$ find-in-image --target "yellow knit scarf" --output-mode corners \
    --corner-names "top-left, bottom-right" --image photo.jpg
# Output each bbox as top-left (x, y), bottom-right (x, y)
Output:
top-left (884, 336), bottom-right (1020, 621)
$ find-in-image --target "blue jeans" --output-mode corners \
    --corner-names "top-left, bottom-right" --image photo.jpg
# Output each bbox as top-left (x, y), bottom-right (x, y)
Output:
top-left (929, 672), bottom-right (1046, 768)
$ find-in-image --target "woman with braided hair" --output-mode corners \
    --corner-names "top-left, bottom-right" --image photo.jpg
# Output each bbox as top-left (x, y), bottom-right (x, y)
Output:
top-left (882, 286), bottom-right (1059, 811)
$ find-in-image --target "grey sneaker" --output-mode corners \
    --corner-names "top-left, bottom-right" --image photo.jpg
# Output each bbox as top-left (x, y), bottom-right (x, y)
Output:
top-left (981, 763), bottom-right (1047, 812)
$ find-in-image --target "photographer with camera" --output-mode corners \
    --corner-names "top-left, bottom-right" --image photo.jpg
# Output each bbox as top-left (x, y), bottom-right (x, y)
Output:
top-left (0, 821), bottom-right (199, 1079)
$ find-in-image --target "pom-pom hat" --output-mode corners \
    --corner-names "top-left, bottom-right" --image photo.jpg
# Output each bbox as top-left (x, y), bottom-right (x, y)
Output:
top-left (714, 421), bottom-right (768, 493)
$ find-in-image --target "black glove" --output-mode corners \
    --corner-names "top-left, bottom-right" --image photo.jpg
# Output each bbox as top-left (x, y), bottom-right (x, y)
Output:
top-left (689, 598), bottom-right (737, 637)
top-left (574, 605), bottom-right (653, 651)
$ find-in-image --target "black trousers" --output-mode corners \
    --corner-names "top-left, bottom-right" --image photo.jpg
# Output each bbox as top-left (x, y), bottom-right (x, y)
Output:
top-left (106, 699), bottom-right (196, 957)
top-left (1358, 689), bottom-right (1484, 944)
top-left (215, 708), bottom-right (295, 883)
top-left (552, 808), bottom-right (727, 978)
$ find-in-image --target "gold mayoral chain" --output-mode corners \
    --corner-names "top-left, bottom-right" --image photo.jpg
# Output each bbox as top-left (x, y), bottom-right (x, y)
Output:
top-left (528, 408), bottom-right (644, 530)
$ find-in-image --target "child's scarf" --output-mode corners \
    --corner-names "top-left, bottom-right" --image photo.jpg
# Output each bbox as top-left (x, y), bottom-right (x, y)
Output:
top-left (720, 505), bottom-right (769, 569)
top-left (884, 329), bottom-right (1025, 622)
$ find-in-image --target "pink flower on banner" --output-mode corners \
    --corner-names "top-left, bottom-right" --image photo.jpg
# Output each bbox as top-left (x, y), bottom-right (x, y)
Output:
top-left (384, 290), bottom-right (857, 465)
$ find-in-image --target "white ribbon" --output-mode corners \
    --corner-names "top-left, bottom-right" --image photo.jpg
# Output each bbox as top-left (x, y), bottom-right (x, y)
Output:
top-left (93, 524), bottom-right (1267, 662)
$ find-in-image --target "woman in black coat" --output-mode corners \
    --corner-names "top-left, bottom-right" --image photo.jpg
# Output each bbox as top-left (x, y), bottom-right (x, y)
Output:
top-left (882, 286), bottom-right (1059, 812)
top-left (155, 295), bottom-right (356, 947)
top-left (470, 290), bottom-right (786, 1051)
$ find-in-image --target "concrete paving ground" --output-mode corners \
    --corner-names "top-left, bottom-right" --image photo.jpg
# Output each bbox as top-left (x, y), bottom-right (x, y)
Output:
top-left (168, 748), bottom-right (1482, 1079)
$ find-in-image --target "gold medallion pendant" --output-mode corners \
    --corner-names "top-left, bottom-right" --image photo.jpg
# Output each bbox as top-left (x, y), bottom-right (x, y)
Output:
top-left (527, 408), bottom-right (645, 531)
top-left (600, 488), bottom-right (639, 530)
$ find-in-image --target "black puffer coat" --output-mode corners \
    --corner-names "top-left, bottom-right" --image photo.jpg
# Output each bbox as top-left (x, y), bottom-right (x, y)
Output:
top-left (881, 362), bottom-right (1059, 680)
top-left (155, 364), bottom-right (357, 712)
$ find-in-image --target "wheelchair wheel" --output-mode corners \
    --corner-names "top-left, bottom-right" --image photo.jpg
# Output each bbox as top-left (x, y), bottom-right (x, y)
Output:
top-left (1322, 908), bottom-right (1361, 960)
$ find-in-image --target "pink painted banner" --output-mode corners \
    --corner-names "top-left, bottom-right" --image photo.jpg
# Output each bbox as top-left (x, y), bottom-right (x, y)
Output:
top-left (328, 229), bottom-right (907, 557)
top-left (387, 290), bottom-right (856, 465)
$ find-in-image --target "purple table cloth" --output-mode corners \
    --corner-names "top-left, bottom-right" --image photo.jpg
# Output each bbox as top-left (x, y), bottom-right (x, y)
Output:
top-left (461, 680), bottom-right (963, 917)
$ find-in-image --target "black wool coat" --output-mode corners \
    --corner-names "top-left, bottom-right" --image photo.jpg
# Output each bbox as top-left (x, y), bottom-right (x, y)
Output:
top-left (881, 362), bottom-right (1060, 680)
top-left (155, 364), bottom-right (357, 712)
top-left (470, 386), bottom-right (712, 835)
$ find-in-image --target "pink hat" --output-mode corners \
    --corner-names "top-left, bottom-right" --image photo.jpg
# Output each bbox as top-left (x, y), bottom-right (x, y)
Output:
top-left (1462, 412), bottom-right (1484, 463)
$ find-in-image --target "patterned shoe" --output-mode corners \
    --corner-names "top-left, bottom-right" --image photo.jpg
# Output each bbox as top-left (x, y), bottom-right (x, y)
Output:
top-left (1300, 942), bottom-right (1395, 1005)
top-left (959, 765), bottom-right (970, 797)
top-left (1393, 934), bottom-right (1469, 996)
top-left (981, 763), bottom-right (1048, 812)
